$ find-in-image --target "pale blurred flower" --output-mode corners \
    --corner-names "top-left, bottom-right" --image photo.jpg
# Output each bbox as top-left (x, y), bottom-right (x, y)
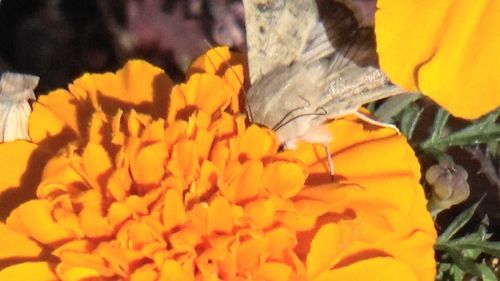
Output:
top-left (0, 72), bottom-right (38, 142)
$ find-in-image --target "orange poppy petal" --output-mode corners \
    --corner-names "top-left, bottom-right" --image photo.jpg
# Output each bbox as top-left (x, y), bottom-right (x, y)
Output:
top-left (0, 223), bottom-right (42, 259)
top-left (0, 262), bottom-right (57, 281)
top-left (376, 0), bottom-right (500, 119)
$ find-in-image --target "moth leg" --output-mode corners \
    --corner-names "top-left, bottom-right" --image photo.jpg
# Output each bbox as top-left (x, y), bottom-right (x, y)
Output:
top-left (324, 144), bottom-right (335, 179)
top-left (353, 111), bottom-right (400, 134)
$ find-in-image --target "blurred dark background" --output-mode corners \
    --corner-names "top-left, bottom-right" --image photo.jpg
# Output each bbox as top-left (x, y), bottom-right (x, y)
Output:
top-left (0, 0), bottom-right (246, 91)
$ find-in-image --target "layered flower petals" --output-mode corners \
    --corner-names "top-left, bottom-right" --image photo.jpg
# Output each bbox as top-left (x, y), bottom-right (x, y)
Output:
top-left (0, 48), bottom-right (435, 280)
top-left (375, 0), bottom-right (500, 119)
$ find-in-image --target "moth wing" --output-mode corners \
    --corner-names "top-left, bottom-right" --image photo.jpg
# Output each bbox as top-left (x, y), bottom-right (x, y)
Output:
top-left (304, 1), bottom-right (404, 116)
top-left (243, 0), bottom-right (318, 84)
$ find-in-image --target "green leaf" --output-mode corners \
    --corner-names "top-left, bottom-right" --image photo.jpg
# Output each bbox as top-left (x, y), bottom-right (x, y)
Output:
top-left (445, 239), bottom-right (500, 257)
top-left (421, 108), bottom-right (450, 151)
top-left (447, 247), bottom-right (482, 276)
top-left (423, 110), bottom-right (500, 150)
top-left (374, 93), bottom-right (421, 121)
top-left (437, 199), bottom-right (483, 242)
top-left (451, 264), bottom-right (465, 281)
top-left (399, 102), bottom-right (424, 139)
top-left (477, 263), bottom-right (498, 281)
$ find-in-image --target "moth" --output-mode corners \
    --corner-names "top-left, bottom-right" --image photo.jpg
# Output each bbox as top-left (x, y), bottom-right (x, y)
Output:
top-left (243, 0), bottom-right (403, 158)
top-left (0, 72), bottom-right (39, 142)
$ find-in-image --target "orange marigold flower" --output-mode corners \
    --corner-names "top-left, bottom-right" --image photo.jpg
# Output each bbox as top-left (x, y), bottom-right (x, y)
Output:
top-left (0, 47), bottom-right (436, 280)
top-left (375, 0), bottom-right (500, 119)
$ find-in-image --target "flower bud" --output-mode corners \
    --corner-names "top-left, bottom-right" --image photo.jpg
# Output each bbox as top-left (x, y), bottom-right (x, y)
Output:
top-left (426, 161), bottom-right (470, 214)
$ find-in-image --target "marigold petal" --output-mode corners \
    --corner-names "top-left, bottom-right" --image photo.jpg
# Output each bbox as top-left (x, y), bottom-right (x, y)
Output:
top-left (79, 208), bottom-right (112, 238)
top-left (0, 141), bottom-right (39, 195)
top-left (0, 223), bottom-right (42, 259)
top-left (0, 262), bottom-right (57, 281)
top-left (263, 161), bottom-right (307, 199)
top-left (6, 199), bottom-right (73, 244)
top-left (96, 244), bottom-right (145, 276)
top-left (254, 262), bottom-right (292, 281)
top-left (244, 199), bottom-right (275, 228)
top-left (131, 142), bottom-right (167, 185)
top-left (307, 223), bottom-right (340, 278)
top-left (238, 125), bottom-right (279, 160)
top-left (194, 160), bottom-right (218, 199)
top-left (314, 257), bottom-right (419, 281)
top-left (168, 73), bottom-right (233, 122)
top-left (58, 251), bottom-right (113, 277)
top-left (266, 227), bottom-right (297, 260)
top-left (37, 156), bottom-right (84, 199)
top-left (82, 143), bottom-right (112, 188)
top-left (163, 189), bottom-right (186, 231)
top-left (187, 46), bottom-right (246, 77)
top-left (296, 118), bottom-right (420, 183)
top-left (236, 237), bottom-right (270, 271)
top-left (376, 0), bottom-right (500, 119)
top-left (188, 204), bottom-right (209, 236)
top-left (88, 111), bottom-right (108, 144)
top-left (208, 197), bottom-right (233, 233)
top-left (56, 264), bottom-right (101, 281)
top-left (107, 168), bottom-right (132, 201)
top-left (193, 73), bottom-right (233, 115)
top-left (29, 89), bottom-right (83, 142)
top-left (379, 231), bottom-right (437, 281)
top-left (71, 60), bottom-right (173, 118)
top-left (220, 160), bottom-right (263, 203)
top-left (167, 140), bottom-right (199, 184)
top-left (108, 202), bottom-right (133, 228)
top-left (131, 264), bottom-right (158, 281)
top-left (159, 260), bottom-right (193, 281)
top-left (332, 135), bottom-right (419, 179)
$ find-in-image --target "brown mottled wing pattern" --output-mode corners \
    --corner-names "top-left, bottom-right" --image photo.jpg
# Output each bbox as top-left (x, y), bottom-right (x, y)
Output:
top-left (244, 0), bottom-right (403, 145)
top-left (243, 0), bottom-right (318, 84)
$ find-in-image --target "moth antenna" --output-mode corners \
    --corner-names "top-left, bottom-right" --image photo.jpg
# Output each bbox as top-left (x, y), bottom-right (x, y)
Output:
top-left (203, 40), bottom-right (248, 110)
top-left (273, 110), bottom-right (327, 132)
top-left (271, 96), bottom-right (311, 131)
